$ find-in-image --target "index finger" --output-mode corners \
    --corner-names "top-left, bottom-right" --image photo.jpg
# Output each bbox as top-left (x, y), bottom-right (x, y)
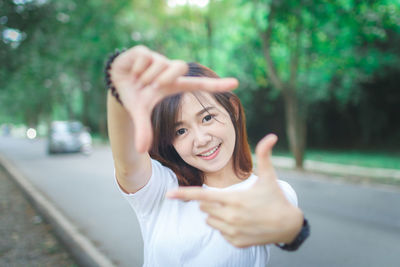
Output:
top-left (167, 77), bottom-right (239, 94)
top-left (166, 187), bottom-right (231, 204)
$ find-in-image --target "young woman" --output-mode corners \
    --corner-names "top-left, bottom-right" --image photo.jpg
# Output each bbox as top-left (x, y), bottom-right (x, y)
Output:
top-left (107, 45), bottom-right (305, 266)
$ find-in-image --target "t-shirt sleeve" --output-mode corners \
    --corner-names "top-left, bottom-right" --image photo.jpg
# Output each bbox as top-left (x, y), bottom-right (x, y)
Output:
top-left (277, 180), bottom-right (298, 207)
top-left (114, 159), bottom-right (179, 218)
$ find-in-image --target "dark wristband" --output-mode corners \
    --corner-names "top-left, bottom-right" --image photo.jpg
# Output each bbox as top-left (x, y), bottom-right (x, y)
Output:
top-left (104, 49), bottom-right (126, 105)
top-left (276, 218), bottom-right (310, 251)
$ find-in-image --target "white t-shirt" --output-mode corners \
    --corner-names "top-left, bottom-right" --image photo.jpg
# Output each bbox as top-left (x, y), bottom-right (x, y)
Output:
top-left (116, 159), bottom-right (298, 267)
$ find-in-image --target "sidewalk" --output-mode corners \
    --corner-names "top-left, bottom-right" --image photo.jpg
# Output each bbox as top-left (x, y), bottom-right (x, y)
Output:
top-left (0, 167), bottom-right (76, 266)
top-left (271, 156), bottom-right (400, 181)
top-left (0, 153), bottom-right (115, 267)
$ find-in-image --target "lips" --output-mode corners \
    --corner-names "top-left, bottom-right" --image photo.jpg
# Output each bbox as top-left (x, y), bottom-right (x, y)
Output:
top-left (197, 144), bottom-right (221, 160)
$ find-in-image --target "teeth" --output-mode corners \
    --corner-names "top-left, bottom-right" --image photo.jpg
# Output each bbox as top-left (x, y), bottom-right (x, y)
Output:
top-left (200, 145), bottom-right (219, 157)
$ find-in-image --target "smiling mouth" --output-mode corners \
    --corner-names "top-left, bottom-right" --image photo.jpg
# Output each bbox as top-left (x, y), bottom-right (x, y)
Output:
top-left (198, 144), bottom-right (221, 159)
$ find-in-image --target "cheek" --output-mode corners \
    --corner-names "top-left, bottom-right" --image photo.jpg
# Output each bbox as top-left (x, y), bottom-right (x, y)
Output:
top-left (220, 120), bottom-right (236, 144)
top-left (227, 128), bottom-right (236, 149)
top-left (173, 138), bottom-right (191, 158)
top-left (224, 124), bottom-right (237, 154)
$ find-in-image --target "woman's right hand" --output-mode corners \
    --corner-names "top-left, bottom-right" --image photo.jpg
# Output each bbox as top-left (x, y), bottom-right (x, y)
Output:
top-left (166, 134), bottom-right (304, 248)
top-left (109, 45), bottom-right (238, 153)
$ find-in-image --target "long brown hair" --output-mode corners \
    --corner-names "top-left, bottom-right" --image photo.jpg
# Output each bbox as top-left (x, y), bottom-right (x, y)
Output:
top-left (149, 62), bottom-right (252, 186)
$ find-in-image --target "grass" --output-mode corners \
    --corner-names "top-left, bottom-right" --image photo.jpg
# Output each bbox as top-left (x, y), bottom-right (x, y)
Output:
top-left (91, 134), bottom-right (109, 145)
top-left (273, 149), bottom-right (400, 170)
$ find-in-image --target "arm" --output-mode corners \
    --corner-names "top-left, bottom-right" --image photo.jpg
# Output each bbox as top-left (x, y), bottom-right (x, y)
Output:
top-left (107, 89), bottom-right (151, 194)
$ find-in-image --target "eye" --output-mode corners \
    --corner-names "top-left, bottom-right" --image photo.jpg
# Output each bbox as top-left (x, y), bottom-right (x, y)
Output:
top-left (202, 114), bottom-right (214, 123)
top-left (176, 128), bottom-right (187, 136)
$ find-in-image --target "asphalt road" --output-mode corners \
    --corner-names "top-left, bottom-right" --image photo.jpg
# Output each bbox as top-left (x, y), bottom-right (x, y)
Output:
top-left (1, 136), bottom-right (399, 267)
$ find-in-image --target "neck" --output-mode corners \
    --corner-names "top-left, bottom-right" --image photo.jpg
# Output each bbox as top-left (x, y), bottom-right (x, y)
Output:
top-left (203, 160), bottom-right (242, 188)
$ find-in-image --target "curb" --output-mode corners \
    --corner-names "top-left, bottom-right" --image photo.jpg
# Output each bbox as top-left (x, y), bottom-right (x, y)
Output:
top-left (0, 154), bottom-right (115, 267)
top-left (271, 156), bottom-right (400, 180)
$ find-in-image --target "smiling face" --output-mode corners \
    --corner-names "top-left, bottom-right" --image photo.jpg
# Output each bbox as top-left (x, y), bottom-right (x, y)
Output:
top-left (172, 93), bottom-right (236, 179)
top-left (149, 62), bottom-right (252, 186)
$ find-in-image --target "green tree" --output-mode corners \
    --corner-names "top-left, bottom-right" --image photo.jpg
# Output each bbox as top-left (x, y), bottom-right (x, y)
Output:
top-left (0, 0), bottom-right (132, 136)
top-left (250, 0), bottom-right (400, 167)
top-left (1, 0), bottom-right (399, 151)
top-left (0, 0), bottom-right (60, 126)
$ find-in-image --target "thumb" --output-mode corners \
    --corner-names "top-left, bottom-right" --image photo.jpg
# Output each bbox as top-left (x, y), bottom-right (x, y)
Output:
top-left (255, 134), bottom-right (278, 176)
top-left (128, 106), bottom-right (153, 153)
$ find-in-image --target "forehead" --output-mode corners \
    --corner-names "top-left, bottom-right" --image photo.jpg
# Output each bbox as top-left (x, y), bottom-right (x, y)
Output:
top-left (178, 92), bottom-right (220, 117)
top-left (182, 92), bottom-right (217, 107)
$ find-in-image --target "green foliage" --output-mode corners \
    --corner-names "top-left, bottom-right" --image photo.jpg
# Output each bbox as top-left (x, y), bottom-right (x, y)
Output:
top-left (0, 0), bottom-right (399, 147)
top-left (0, 0), bottom-right (133, 133)
top-left (263, 0), bottom-right (399, 105)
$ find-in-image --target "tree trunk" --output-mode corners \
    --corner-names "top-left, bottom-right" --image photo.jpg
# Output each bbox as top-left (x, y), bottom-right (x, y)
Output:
top-left (81, 88), bottom-right (90, 126)
top-left (255, 0), bottom-right (306, 168)
top-left (282, 88), bottom-right (307, 169)
top-left (78, 71), bottom-right (90, 126)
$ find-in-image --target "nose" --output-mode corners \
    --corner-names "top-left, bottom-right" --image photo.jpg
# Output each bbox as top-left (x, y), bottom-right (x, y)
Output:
top-left (193, 127), bottom-right (212, 147)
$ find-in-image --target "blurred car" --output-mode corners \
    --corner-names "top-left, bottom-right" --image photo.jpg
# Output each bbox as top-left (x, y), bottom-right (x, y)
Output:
top-left (47, 121), bottom-right (92, 154)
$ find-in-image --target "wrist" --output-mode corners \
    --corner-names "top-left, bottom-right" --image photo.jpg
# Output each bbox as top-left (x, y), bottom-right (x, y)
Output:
top-left (104, 49), bottom-right (126, 105)
top-left (276, 217), bottom-right (310, 251)
top-left (281, 206), bottom-right (304, 244)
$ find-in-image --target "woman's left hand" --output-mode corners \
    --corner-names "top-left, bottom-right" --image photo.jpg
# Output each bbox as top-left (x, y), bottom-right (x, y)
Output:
top-left (109, 45), bottom-right (238, 153)
top-left (166, 134), bottom-right (304, 248)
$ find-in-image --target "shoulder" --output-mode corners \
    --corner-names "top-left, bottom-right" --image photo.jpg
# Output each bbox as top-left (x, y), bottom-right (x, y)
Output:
top-left (251, 173), bottom-right (298, 207)
top-left (115, 159), bottom-right (180, 218)
top-left (150, 158), bottom-right (177, 178)
top-left (276, 179), bottom-right (298, 207)
top-left (145, 159), bottom-right (179, 190)
top-left (116, 159), bottom-right (179, 197)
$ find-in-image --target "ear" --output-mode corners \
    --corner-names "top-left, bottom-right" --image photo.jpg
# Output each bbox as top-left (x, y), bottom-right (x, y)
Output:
top-left (229, 97), bottom-right (240, 121)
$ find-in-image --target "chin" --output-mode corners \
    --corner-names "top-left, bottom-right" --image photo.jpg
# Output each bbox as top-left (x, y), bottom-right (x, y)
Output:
top-left (197, 159), bottom-right (230, 174)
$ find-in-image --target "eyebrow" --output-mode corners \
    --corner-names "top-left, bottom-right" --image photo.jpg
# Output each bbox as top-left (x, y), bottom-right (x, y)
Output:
top-left (174, 106), bottom-right (216, 127)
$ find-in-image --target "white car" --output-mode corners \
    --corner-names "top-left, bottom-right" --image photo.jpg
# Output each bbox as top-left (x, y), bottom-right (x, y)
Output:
top-left (47, 121), bottom-right (92, 154)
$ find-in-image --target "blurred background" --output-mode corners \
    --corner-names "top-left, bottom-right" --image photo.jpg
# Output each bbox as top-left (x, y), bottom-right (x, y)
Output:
top-left (1, 0), bottom-right (400, 168)
top-left (1, 0), bottom-right (400, 266)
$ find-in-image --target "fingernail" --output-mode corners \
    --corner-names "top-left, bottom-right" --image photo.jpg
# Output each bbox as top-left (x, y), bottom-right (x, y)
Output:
top-left (266, 133), bottom-right (277, 141)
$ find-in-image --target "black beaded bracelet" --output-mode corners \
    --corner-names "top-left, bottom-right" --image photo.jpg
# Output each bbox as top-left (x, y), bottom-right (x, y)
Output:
top-left (104, 49), bottom-right (126, 105)
top-left (276, 218), bottom-right (310, 251)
